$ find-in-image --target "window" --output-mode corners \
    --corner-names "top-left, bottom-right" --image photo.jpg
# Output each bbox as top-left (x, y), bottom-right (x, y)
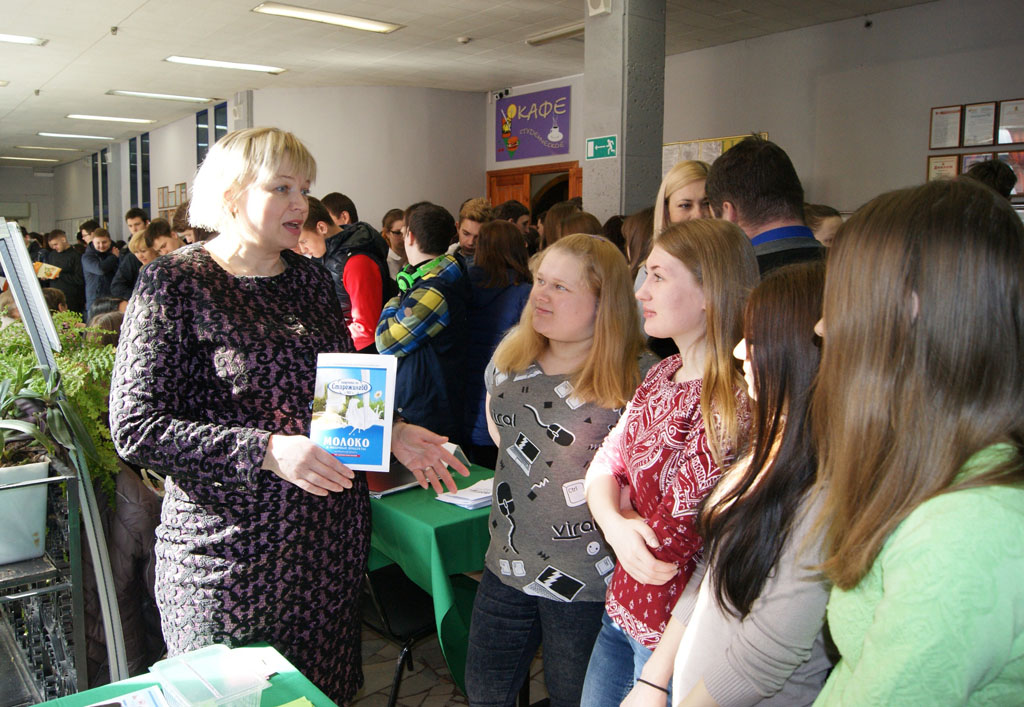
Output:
top-left (91, 153), bottom-right (100, 222)
top-left (214, 102), bottom-right (228, 145)
top-left (196, 109), bottom-right (209, 166)
top-left (100, 148), bottom-right (110, 226)
top-left (129, 137), bottom-right (139, 207)
top-left (141, 133), bottom-right (151, 215)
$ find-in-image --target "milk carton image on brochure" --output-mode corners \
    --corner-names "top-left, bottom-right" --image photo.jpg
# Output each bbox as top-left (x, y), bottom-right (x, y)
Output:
top-left (309, 353), bottom-right (397, 471)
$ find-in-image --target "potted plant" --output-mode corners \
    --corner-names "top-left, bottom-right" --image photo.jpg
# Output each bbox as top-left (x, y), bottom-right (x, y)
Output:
top-left (0, 311), bottom-right (119, 564)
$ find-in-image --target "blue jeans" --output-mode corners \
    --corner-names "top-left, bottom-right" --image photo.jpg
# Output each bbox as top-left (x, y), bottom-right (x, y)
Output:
top-left (580, 613), bottom-right (671, 707)
top-left (465, 569), bottom-right (604, 707)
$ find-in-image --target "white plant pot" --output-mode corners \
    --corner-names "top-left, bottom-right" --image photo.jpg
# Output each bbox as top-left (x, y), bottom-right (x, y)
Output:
top-left (0, 460), bottom-right (49, 565)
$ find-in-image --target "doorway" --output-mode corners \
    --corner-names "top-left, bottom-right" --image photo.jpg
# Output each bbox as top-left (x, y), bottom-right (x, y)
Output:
top-left (485, 160), bottom-right (582, 218)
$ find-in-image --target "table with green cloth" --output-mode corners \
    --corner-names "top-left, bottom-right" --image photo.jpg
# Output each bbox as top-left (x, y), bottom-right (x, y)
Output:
top-left (367, 464), bottom-right (494, 692)
top-left (34, 644), bottom-right (334, 707)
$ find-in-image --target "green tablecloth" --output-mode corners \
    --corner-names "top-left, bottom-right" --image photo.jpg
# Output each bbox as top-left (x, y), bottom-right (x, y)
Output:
top-left (368, 465), bottom-right (493, 692)
top-left (35, 644), bottom-right (335, 707)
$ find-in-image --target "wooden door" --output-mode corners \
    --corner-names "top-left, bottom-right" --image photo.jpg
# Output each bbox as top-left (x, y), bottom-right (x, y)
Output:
top-left (486, 161), bottom-right (581, 209)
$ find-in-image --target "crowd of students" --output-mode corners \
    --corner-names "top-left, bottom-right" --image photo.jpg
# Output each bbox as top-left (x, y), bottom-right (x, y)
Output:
top-left (8, 126), bottom-right (1022, 706)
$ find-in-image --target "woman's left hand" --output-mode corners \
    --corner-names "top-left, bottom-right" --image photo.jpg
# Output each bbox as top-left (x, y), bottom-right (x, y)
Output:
top-left (391, 421), bottom-right (470, 494)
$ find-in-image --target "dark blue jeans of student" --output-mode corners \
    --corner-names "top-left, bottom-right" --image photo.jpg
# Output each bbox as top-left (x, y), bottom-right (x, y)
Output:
top-left (580, 612), bottom-right (672, 707)
top-left (465, 569), bottom-right (604, 707)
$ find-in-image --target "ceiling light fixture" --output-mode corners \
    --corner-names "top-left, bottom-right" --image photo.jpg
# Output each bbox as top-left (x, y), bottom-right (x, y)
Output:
top-left (15, 145), bottom-right (83, 151)
top-left (165, 55), bottom-right (285, 74)
top-left (1, 156), bottom-right (59, 163)
top-left (252, 2), bottom-right (402, 33)
top-left (525, 21), bottom-right (585, 46)
top-left (0, 80), bottom-right (9, 87)
top-left (38, 132), bottom-right (113, 141)
top-left (107, 89), bottom-right (214, 103)
top-left (0, 33), bottom-right (48, 46)
top-left (67, 113), bottom-right (156, 124)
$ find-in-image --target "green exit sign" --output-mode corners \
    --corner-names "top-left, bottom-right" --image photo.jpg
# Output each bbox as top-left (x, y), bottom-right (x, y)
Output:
top-left (586, 135), bottom-right (618, 160)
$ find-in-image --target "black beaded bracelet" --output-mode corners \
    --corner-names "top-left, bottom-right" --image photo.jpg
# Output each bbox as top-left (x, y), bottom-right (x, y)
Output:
top-left (636, 677), bottom-right (669, 694)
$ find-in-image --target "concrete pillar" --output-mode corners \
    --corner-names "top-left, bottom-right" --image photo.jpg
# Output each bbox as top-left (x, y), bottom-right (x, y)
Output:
top-left (582, 0), bottom-right (665, 222)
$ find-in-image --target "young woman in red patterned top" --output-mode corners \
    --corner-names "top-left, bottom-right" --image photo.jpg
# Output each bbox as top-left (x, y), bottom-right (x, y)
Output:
top-left (581, 219), bottom-right (758, 707)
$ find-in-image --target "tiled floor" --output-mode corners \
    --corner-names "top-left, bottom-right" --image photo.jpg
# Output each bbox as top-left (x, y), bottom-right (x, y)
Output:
top-left (351, 625), bottom-right (547, 706)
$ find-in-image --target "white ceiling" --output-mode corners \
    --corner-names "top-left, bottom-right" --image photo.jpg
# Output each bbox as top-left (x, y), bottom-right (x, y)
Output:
top-left (0, 0), bottom-right (933, 166)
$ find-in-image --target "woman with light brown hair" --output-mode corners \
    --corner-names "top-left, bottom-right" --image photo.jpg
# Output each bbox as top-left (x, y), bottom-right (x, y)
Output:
top-left (466, 233), bottom-right (655, 707)
top-left (811, 178), bottom-right (1024, 704)
top-left (582, 218), bottom-right (758, 706)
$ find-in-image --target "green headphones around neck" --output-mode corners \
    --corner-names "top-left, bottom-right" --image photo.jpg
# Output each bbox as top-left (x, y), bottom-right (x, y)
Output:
top-left (396, 255), bottom-right (448, 292)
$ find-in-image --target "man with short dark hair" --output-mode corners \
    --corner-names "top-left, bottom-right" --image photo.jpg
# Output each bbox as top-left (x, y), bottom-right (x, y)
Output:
top-left (495, 199), bottom-right (530, 235)
top-left (77, 219), bottom-right (100, 253)
top-left (376, 202), bottom-right (470, 443)
top-left (321, 192), bottom-right (359, 228)
top-left (964, 159), bottom-right (1017, 200)
top-left (110, 209), bottom-right (150, 300)
top-left (143, 219), bottom-right (184, 256)
top-left (705, 135), bottom-right (823, 274)
top-left (124, 208), bottom-right (149, 237)
top-left (41, 230), bottom-right (85, 314)
top-left (299, 196), bottom-right (392, 353)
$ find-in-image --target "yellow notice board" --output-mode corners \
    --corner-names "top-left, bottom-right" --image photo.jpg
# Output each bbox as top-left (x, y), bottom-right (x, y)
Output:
top-left (662, 133), bottom-right (768, 177)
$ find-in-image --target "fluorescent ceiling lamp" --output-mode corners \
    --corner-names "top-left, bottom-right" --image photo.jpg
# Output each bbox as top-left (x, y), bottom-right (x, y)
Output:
top-left (166, 55), bottom-right (285, 74)
top-left (0, 80), bottom-right (8, 87)
top-left (67, 113), bottom-right (155, 124)
top-left (15, 145), bottom-right (82, 151)
top-left (251, 2), bottom-right (403, 33)
top-left (38, 132), bottom-right (113, 141)
top-left (0, 33), bottom-right (48, 46)
top-left (525, 21), bottom-right (585, 46)
top-left (107, 89), bottom-right (214, 103)
top-left (1, 156), bottom-right (59, 163)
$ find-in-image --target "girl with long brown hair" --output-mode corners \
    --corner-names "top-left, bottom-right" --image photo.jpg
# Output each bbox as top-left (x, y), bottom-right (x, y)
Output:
top-left (582, 219), bottom-right (758, 706)
top-left (812, 178), bottom-right (1024, 703)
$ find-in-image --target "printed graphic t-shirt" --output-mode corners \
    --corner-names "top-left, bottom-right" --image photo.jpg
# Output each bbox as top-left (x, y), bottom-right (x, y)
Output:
top-left (483, 356), bottom-right (654, 603)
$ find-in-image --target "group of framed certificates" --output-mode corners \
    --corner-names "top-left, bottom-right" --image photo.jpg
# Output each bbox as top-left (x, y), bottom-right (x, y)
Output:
top-left (926, 99), bottom-right (1024, 198)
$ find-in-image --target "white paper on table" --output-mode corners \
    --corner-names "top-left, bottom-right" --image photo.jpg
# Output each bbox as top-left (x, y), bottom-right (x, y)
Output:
top-left (435, 477), bottom-right (493, 509)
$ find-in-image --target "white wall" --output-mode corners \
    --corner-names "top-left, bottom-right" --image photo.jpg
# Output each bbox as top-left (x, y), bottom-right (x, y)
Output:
top-left (149, 112), bottom-right (200, 220)
top-left (53, 158), bottom-right (93, 236)
top-left (254, 85), bottom-right (486, 225)
top-left (484, 74), bottom-right (584, 173)
top-left (0, 166), bottom-right (57, 234)
top-left (662, 0), bottom-right (1024, 211)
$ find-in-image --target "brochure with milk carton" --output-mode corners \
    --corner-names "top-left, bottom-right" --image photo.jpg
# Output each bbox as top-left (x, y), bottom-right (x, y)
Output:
top-left (310, 353), bottom-right (397, 472)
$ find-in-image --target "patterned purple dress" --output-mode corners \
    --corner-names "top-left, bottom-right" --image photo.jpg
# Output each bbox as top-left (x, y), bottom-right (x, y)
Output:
top-left (109, 244), bottom-right (369, 703)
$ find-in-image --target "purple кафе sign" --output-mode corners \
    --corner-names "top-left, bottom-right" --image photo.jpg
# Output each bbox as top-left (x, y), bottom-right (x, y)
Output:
top-left (496, 86), bottom-right (571, 162)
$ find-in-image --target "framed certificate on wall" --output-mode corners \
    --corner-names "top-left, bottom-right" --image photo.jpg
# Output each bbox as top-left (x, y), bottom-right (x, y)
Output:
top-left (930, 105), bottom-right (962, 149)
top-left (960, 152), bottom-right (994, 173)
top-left (997, 99), bottom-right (1024, 145)
top-left (927, 155), bottom-right (959, 181)
top-left (963, 102), bottom-right (996, 146)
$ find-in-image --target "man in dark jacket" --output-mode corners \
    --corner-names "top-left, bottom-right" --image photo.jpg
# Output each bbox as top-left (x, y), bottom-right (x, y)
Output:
top-left (82, 228), bottom-right (119, 316)
top-left (41, 230), bottom-right (86, 314)
top-left (110, 208), bottom-right (150, 300)
top-left (705, 135), bottom-right (823, 275)
top-left (298, 196), bottom-right (394, 353)
top-left (375, 202), bottom-right (470, 444)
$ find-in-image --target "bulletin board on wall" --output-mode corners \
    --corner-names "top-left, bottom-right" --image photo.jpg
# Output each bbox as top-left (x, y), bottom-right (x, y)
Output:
top-left (927, 98), bottom-right (1024, 201)
top-left (661, 133), bottom-right (768, 178)
top-left (156, 183), bottom-right (188, 223)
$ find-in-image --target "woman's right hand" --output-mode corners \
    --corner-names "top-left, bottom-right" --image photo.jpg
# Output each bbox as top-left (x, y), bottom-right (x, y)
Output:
top-left (605, 516), bottom-right (678, 585)
top-left (261, 434), bottom-right (355, 496)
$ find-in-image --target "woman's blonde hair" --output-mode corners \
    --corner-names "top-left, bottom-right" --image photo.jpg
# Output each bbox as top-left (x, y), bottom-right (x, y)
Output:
top-left (812, 179), bottom-right (1024, 590)
top-left (654, 219), bottom-right (758, 466)
top-left (493, 233), bottom-right (646, 408)
top-left (653, 160), bottom-right (710, 236)
top-left (189, 127), bottom-right (317, 232)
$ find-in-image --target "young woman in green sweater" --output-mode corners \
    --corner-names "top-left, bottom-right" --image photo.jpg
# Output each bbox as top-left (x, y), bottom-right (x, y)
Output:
top-left (811, 178), bottom-right (1024, 704)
